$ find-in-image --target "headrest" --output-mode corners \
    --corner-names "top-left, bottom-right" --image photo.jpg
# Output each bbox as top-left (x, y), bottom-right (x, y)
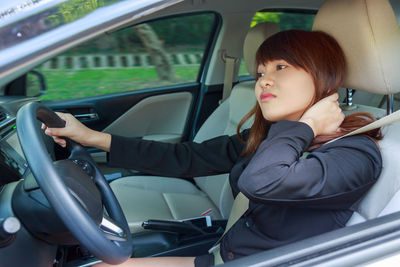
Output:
top-left (243, 22), bottom-right (280, 75)
top-left (313, 0), bottom-right (400, 95)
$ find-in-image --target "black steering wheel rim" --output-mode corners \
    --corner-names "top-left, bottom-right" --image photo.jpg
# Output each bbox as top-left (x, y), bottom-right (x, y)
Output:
top-left (16, 102), bottom-right (132, 264)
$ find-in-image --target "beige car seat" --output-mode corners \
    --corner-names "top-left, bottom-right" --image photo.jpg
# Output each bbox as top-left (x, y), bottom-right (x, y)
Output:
top-left (313, 0), bottom-right (400, 226)
top-left (110, 22), bottom-right (279, 233)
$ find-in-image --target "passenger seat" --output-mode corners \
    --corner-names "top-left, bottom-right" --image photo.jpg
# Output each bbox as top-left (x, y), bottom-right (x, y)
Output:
top-left (110, 22), bottom-right (279, 233)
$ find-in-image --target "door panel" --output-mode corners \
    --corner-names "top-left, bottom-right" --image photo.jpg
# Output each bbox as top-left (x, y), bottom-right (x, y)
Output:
top-left (46, 84), bottom-right (199, 169)
top-left (103, 91), bottom-right (192, 142)
top-left (46, 84), bottom-right (198, 136)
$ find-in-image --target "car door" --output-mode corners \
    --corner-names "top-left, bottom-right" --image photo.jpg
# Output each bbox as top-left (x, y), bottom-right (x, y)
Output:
top-left (19, 12), bottom-right (219, 169)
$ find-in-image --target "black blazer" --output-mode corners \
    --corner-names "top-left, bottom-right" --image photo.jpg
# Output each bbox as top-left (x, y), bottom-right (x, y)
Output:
top-left (108, 120), bottom-right (382, 262)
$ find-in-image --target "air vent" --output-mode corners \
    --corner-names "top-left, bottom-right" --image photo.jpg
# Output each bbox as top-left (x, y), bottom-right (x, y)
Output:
top-left (0, 110), bottom-right (7, 123)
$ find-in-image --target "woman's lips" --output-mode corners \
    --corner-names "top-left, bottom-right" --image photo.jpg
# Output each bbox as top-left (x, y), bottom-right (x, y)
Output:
top-left (260, 92), bottom-right (276, 102)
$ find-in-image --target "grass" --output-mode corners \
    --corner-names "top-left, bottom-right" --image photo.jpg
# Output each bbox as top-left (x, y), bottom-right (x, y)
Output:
top-left (36, 66), bottom-right (200, 100)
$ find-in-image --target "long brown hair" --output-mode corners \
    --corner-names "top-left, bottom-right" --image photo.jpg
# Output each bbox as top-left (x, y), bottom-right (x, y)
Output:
top-left (237, 30), bottom-right (382, 155)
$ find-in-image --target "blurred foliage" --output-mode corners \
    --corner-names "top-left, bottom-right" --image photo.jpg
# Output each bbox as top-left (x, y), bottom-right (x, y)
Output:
top-left (64, 13), bottom-right (215, 55)
top-left (251, 12), bottom-right (315, 30)
top-left (251, 12), bottom-right (280, 27)
top-left (277, 12), bottom-right (315, 31)
top-left (45, 0), bottom-right (122, 26)
top-left (62, 11), bottom-right (314, 56)
top-left (150, 14), bottom-right (215, 46)
top-left (35, 10), bottom-right (317, 100)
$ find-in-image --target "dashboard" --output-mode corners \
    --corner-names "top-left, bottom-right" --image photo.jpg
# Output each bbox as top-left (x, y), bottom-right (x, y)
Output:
top-left (0, 119), bottom-right (27, 186)
top-left (0, 97), bottom-right (37, 186)
top-left (0, 125), bottom-right (27, 175)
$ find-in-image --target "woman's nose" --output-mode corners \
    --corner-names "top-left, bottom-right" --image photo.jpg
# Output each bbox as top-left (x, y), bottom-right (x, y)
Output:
top-left (260, 75), bottom-right (274, 88)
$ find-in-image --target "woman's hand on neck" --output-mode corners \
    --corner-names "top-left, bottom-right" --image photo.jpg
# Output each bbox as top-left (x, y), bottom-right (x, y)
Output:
top-left (299, 93), bottom-right (344, 137)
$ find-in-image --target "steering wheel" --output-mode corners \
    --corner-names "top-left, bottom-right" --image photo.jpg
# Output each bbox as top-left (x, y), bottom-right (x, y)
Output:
top-left (16, 102), bottom-right (132, 264)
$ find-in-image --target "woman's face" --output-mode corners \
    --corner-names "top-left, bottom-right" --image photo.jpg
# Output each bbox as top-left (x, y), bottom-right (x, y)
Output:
top-left (255, 59), bottom-right (316, 122)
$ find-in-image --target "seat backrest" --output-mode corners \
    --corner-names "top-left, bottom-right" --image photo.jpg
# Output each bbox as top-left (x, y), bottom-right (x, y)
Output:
top-left (313, 0), bottom-right (400, 226)
top-left (193, 22), bottom-right (279, 218)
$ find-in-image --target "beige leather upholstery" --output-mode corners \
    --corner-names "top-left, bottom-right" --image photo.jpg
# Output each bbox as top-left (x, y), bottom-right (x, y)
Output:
top-left (103, 92), bottom-right (192, 140)
top-left (111, 84), bottom-right (256, 232)
top-left (244, 22), bottom-right (280, 76)
top-left (347, 122), bottom-right (400, 225)
top-left (193, 81), bottom-right (256, 219)
top-left (313, 0), bottom-right (400, 94)
top-left (110, 22), bottom-right (278, 233)
top-left (111, 176), bottom-right (221, 232)
top-left (313, 0), bottom-right (400, 226)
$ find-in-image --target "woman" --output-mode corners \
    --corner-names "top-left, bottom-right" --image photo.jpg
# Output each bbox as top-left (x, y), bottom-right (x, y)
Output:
top-left (43, 30), bottom-right (382, 267)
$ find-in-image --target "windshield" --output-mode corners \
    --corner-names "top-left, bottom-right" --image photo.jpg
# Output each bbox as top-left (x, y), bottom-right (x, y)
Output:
top-left (0, 0), bottom-right (182, 86)
top-left (0, 0), bottom-right (129, 50)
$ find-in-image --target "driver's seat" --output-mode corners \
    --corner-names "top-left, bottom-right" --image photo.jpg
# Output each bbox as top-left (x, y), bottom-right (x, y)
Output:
top-left (311, 0), bottom-right (400, 227)
top-left (110, 22), bottom-right (279, 233)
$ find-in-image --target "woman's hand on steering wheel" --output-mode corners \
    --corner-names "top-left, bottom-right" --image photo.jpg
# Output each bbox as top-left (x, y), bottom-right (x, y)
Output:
top-left (18, 103), bottom-right (132, 264)
top-left (42, 112), bottom-right (111, 152)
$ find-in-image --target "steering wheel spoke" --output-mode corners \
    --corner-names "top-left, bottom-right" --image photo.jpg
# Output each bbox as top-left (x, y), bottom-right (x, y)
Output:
top-left (100, 214), bottom-right (129, 242)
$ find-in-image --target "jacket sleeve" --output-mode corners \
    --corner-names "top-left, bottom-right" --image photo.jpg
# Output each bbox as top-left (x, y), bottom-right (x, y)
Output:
top-left (108, 131), bottom-right (247, 178)
top-left (237, 120), bottom-right (382, 209)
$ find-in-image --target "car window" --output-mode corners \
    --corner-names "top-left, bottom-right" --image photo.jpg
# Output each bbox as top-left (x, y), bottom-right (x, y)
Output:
top-left (238, 11), bottom-right (316, 77)
top-left (27, 13), bottom-right (216, 101)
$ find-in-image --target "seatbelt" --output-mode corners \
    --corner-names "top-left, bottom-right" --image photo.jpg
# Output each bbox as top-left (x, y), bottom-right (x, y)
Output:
top-left (210, 192), bottom-right (249, 264)
top-left (327, 109), bottom-right (400, 144)
top-left (210, 109), bottom-right (400, 264)
top-left (219, 50), bottom-right (238, 104)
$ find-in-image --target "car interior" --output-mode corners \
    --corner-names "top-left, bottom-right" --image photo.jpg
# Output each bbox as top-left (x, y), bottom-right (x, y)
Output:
top-left (109, 21), bottom-right (279, 234)
top-left (1, 0), bottom-right (400, 266)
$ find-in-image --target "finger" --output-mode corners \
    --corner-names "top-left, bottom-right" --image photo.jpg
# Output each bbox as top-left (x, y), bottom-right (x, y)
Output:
top-left (54, 112), bottom-right (69, 124)
top-left (46, 127), bottom-right (64, 136)
top-left (45, 128), bottom-right (59, 136)
top-left (53, 136), bottom-right (66, 147)
top-left (44, 128), bottom-right (52, 136)
top-left (55, 112), bottom-right (66, 117)
top-left (55, 112), bottom-right (70, 121)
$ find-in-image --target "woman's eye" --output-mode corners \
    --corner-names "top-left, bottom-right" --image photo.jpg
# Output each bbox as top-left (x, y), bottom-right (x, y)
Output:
top-left (256, 72), bottom-right (265, 78)
top-left (277, 65), bottom-right (287, 70)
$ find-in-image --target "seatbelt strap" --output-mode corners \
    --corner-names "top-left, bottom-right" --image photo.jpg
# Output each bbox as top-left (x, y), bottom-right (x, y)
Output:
top-left (219, 52), bottom-right (238, 104)
top-left (209, 109), bottom-right (400, 260)
top-left (208, 192), bottom-right (249, 254)
top-left (327, 109), bottom-right (400, 144)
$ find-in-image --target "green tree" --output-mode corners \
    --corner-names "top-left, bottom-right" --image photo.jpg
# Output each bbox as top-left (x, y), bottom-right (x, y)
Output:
top-left (45, 0), bottom-right (123, 26)
top-left (251, 12), bottom-right (280, 27)
top-left (250, 12), bottom-right (315, 31)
